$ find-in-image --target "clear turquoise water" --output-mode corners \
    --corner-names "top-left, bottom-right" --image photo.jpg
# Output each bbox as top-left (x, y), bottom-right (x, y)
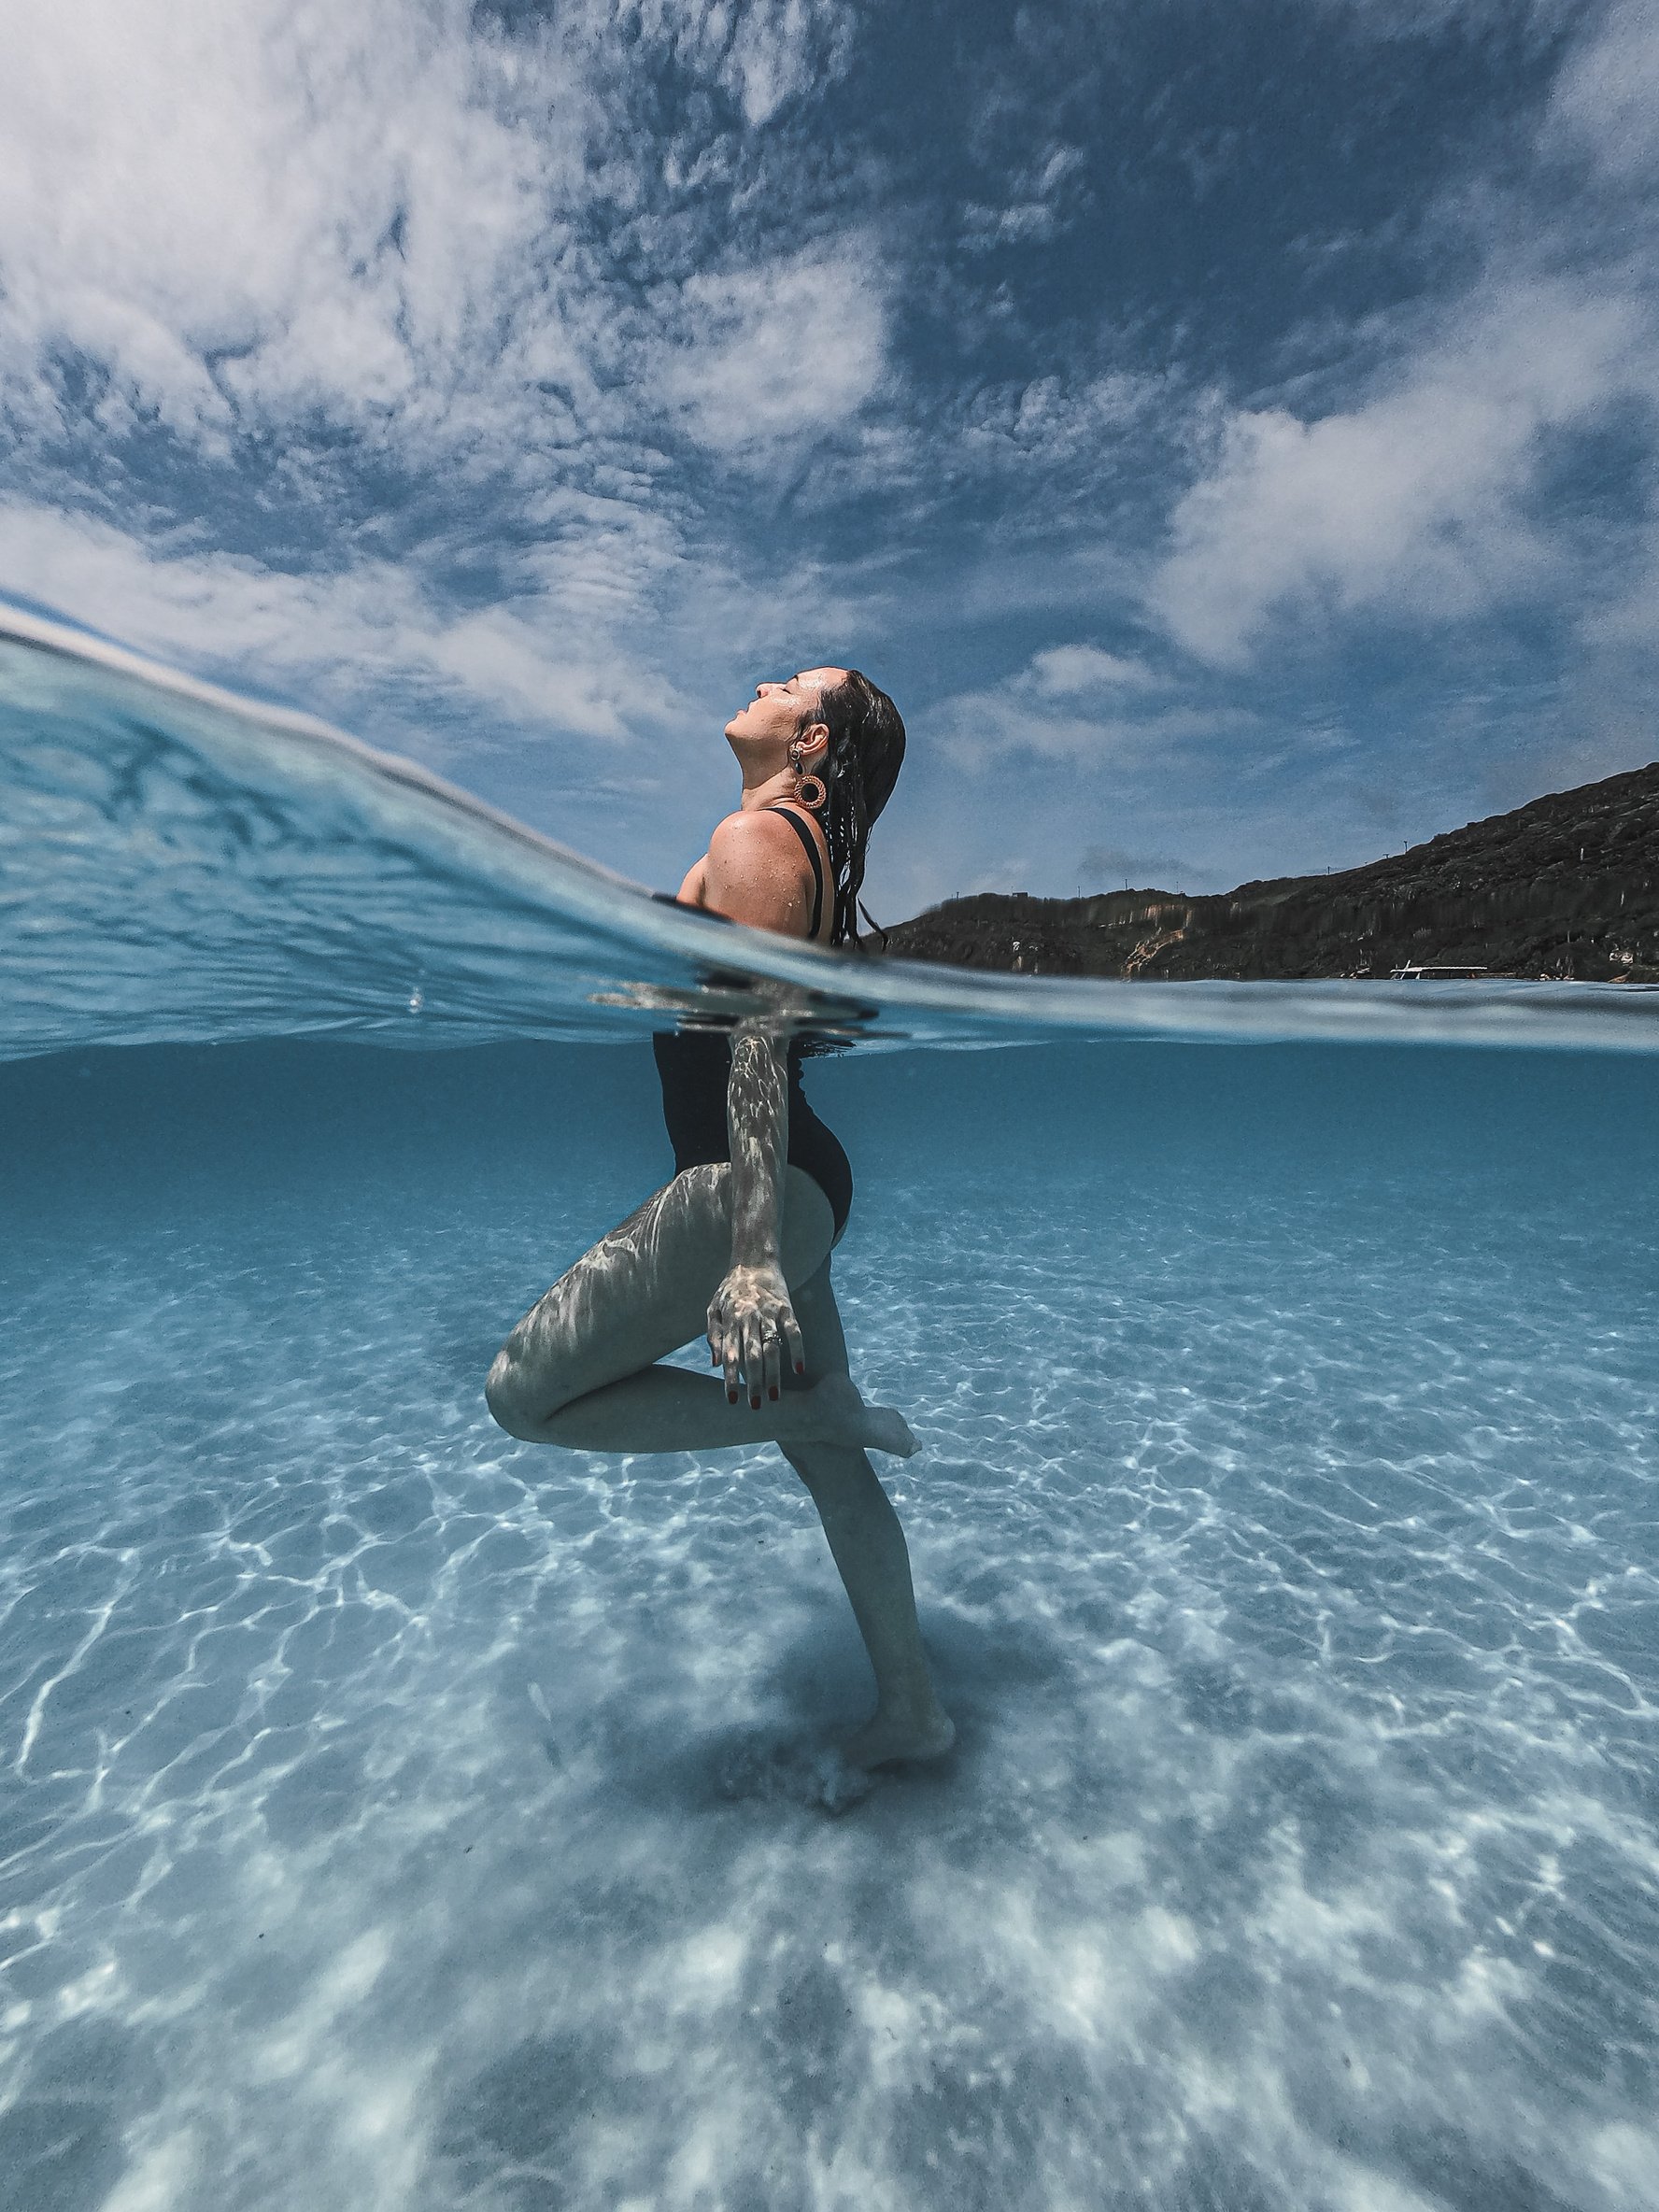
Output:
top-left (4, 611), bottom-right (1659, 2209)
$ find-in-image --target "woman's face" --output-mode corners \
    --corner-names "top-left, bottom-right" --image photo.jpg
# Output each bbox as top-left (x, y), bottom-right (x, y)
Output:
top-left (724, 667), bottom-right (844, 759)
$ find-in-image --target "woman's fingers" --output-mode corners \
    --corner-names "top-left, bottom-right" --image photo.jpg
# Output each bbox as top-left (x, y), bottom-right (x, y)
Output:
top-left (718, 1312), bottom-right (742, 1401)
top-left (710, 1293), bottom-right (751, 1402)
top-left (708, 1286), bottom-right (805, 1409)
top-left (734, 1311), bottom-right (752, 1403)
top-left (743, 1311), bottom-right (766, 1408)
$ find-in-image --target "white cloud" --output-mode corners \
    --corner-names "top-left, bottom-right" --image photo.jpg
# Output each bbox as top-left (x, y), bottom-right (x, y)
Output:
top-left (0, 500), bottom-right (668, 747)
top-left (0, 0), bottom-right (589, 446)
top-left (625, 0), bottom-right (856, 127)
top-left (960, 371), bottom-right (1169, 471)
top-left (1143, 0), bottom-right (1659, 674)
top-left (0, 0), bottom-right (861, 460)
top-left (710, 0), bottom-right (858, 126)
top-left (961, 143), bottom-right (1088, 250)
top-left (1581, 523), bottom-right (1659, 654)
top-left (518, 489), bottom-right (692, 629)
top-left (1306, 0), bottom-right (1573, 37)
top-left (1544, 0), bottom-right (1659, 183)
top-left (660, 249), bottom-right (888, 453)
top-left (931, 645), bottom-right (1252, 764)
top-left (1146, 279), bottom-right (1659, 666)
top-left (1029, 645), bottom-right (1162, 696)
top-left (0, 0), bottom-right (885, 776)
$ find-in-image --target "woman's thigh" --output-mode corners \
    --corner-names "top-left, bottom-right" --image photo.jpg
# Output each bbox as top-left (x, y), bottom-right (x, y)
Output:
top-left (786, 1258), bottom-right (851, 1384)
top-left (489, 1164), bottom-right (837, 1417)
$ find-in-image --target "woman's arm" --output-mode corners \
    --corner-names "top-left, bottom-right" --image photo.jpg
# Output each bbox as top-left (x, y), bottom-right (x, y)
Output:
top-left (728, 1028), bottom-right (788, 1268)
top-left (697, 811), bottom-right (817, 1406)
top-left (705, 1027), bottom-right (806, 1407)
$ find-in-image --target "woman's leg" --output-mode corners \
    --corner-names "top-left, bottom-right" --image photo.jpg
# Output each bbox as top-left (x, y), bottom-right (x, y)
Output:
top-left (782, 1265), bottom-right (956, 1766)
top-left (485, 1166), bottom-right (912, 1458)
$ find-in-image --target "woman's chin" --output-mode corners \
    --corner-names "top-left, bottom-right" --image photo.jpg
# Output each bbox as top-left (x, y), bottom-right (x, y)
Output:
top-left (724, 730), bottom-right (772, 770)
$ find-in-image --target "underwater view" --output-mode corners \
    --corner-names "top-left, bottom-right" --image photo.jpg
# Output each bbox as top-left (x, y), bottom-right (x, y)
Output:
top-left (5, 613), bottom-right (1659, 2212)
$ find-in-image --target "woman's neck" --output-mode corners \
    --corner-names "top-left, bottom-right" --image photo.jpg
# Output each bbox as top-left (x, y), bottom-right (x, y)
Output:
top-left (737, 763), bottom-right (801, 812)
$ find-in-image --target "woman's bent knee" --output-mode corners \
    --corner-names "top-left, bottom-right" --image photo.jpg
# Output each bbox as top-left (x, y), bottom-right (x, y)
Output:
top-left (486, 1343), bottom-right (558, 1441)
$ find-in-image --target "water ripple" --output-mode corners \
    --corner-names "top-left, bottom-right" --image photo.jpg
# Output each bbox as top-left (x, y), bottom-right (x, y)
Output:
top-left (6, 602), bottom-right (1659, 1061)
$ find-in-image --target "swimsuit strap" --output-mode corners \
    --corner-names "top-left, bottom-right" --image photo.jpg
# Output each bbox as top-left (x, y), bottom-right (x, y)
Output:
top-left (767, 804), bottom-right (827, 942)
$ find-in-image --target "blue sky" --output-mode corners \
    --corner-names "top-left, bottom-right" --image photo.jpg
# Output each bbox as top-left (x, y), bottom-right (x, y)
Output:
top-left (3, 0), bottom-right (1656, 915)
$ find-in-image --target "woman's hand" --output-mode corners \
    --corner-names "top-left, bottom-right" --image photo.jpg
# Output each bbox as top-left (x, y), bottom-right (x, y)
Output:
top-left (707, 1262), bottom-right (806, 1408)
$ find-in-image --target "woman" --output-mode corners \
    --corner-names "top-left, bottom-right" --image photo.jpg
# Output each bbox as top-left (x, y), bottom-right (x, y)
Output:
top-left (486, 666), bottom-right (954, 1770)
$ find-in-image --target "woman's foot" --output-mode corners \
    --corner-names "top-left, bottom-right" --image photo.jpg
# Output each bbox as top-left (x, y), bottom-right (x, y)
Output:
top-left (837, 1706), bottom-right (957, 1771)
top-left (793, 1373), bottom-right (917, 1457)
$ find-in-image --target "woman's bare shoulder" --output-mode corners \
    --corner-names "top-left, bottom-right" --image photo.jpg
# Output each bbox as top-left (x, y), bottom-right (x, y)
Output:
top-left (702, 808), bottom-right (815, 931)
top-left (707, 805), bottom-right (802, 847)
top-left (677, 812), bottom-right (788, 906)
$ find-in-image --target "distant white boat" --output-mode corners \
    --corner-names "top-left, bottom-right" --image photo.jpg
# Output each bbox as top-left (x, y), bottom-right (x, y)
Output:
top-left (1391, 963), bottom-right (1491, 979)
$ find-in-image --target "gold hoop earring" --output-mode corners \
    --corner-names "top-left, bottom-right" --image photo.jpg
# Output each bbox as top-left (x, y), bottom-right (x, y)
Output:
top-left (788, 742), bottom-right (828, 812)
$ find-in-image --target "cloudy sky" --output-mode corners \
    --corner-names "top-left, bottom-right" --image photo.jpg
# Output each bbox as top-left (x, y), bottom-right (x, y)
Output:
top-left (3, 0), bottom-right (1656, 914)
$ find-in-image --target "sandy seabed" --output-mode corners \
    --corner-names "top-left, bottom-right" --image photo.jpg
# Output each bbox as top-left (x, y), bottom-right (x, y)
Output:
top-left (2, 1040), bottom-right (1657, 2212)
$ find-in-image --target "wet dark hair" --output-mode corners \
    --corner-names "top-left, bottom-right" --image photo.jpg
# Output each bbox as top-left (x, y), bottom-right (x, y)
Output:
top-left (799, 668), bottom-right (905, 947)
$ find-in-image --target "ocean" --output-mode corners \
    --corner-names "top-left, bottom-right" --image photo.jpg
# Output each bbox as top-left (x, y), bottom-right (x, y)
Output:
top-left (4, 609), bottom-right (1658, 2211)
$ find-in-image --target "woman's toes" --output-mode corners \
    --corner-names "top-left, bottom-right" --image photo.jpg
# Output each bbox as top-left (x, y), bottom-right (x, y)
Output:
top-left (791, 1375), bottom-right (918, 1456)
top-left (799, 1377), bottom-right (917, 1456)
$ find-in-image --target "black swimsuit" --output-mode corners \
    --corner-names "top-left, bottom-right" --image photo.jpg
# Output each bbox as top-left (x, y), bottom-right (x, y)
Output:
top-left (652, 806), bottom-right (853, 1241)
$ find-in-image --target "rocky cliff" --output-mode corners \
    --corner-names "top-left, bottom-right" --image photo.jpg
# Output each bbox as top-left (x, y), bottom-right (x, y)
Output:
top-left (881, 760), bottom-right (1659, 983)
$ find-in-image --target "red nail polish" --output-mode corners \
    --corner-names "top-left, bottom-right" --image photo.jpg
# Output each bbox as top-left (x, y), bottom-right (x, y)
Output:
top-left (794, 1362), bottom-right (805, 1374)
top-left (769, 1386), bottom-right (779, 1401)
top-left (728, 1389), bottom-right (738, 1403)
